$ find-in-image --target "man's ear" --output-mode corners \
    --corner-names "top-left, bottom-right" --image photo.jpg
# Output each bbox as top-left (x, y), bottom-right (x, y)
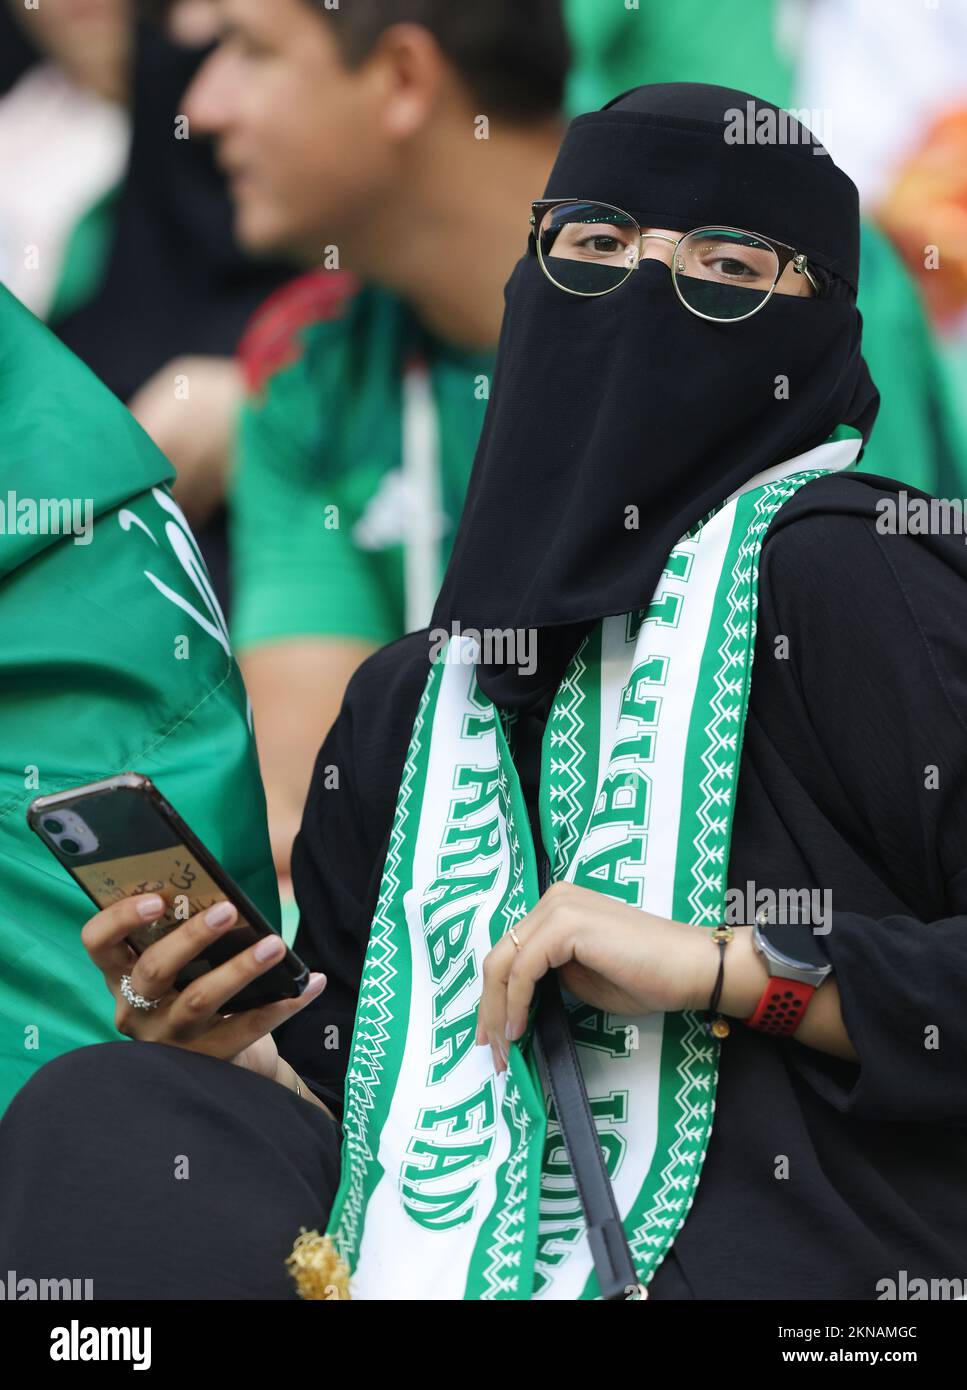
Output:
top-left (371, 22), bottom-right (450, 143)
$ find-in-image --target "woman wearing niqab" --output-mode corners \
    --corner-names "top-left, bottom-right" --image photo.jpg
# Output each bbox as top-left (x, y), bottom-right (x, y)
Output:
top-left (2, 84), bottom-right (966, 1303)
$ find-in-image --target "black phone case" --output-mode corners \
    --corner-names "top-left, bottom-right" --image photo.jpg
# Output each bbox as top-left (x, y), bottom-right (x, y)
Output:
top-left (28, 773), bottom-right (309, 1013)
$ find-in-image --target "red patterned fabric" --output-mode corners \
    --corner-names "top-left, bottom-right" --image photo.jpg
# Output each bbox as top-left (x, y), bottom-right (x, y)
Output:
top-left (236, 268), bottom-right (360, 396)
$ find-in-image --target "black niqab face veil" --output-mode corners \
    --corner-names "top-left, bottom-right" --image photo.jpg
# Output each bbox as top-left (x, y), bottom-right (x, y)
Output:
top-left (429, 83), bottom-right (880, 707)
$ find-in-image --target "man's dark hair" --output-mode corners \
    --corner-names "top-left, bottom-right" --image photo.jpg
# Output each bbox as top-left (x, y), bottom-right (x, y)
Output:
top-left (313, 0), bottom-right (570, 123)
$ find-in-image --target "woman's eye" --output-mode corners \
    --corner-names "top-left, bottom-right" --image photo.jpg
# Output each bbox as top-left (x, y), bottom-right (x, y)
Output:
top-left (710, 256), bottom-right (757, 279)
top-left (578, 235), bottom-right (623, 255)
top-left (702, 252), bottom-right (777, 282)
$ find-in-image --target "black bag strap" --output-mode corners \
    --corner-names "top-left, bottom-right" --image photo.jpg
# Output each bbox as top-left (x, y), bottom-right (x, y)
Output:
top-left (531, 840), bottom-right (643, 1302)
top-left (513, 702), bottom-right (643, 1303)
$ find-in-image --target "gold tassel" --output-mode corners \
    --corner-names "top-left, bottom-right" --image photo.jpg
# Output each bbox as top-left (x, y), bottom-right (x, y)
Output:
top-left (285, 1227), bottom-right (352, 1300)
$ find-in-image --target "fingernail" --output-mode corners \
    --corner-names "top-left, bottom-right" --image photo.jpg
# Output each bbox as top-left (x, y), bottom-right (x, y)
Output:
top-left (205, 901), bottom-right (234, 930)
top-left (137, 895), bottom-right (165, 919)
top-left (505, 1020), bottom-right (518, 1041)
top-left (254, 934), bottom-right (285, 962)
top-left (305, 972), bottom-right (327, 995)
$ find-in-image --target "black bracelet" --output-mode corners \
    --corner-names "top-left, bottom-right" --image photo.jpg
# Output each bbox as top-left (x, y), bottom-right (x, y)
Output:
top-left (704, 926), bottom-right (734, 1038)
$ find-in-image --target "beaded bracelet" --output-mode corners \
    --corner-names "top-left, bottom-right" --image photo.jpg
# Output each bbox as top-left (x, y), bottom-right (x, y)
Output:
top-left (704, 925), bottom-right (734, 1038)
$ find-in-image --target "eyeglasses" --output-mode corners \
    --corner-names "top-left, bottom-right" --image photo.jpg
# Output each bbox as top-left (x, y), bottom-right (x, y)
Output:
top-left (530, 199), bottom-right (821, 323)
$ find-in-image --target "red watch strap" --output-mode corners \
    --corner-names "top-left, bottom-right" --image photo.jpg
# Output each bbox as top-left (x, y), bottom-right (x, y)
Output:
top-left (745, 978), bottom-right (817, 1036)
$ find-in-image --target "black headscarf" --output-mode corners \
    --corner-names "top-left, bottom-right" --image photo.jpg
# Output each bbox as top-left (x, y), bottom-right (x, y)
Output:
top-left (429, 83), bottom-right (880, 708)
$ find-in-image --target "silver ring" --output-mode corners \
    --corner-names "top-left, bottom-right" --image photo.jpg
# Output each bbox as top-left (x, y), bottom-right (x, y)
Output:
top-left (120, 974), bottom-right (162, 1011)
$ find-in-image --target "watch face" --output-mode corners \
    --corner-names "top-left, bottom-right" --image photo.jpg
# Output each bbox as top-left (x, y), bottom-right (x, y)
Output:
top-left (755, 920), bottom-right (831, 972)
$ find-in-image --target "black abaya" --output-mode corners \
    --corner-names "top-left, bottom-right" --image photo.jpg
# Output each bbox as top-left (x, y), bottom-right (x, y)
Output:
top-left (276, 472), bottom-right (967, 1300)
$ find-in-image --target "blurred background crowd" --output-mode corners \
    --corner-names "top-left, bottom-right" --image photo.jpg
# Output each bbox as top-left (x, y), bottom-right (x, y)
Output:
top-left (3, 0), bottom-right (966, 933)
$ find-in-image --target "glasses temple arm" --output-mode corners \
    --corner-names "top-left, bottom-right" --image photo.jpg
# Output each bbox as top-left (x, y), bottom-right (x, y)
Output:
top-left (793, 252), bottom-right (822, 295)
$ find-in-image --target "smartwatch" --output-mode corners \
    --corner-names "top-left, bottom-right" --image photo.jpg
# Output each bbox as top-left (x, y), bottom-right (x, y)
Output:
top-left (745, 912), bottom-right (833, 1036)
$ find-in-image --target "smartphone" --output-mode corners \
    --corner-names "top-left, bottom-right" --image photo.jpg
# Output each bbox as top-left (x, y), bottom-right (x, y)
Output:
top-left (27, 773), bottom-right (309, 1013)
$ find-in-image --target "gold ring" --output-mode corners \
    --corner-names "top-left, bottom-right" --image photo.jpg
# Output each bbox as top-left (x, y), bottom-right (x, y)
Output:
top-left (508, 926), bottom-right (522, 951)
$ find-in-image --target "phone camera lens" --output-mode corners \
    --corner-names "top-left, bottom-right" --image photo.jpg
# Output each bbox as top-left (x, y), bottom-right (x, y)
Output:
top-left (60, 838), bottom-right (81, 855)
top-left (43, 818), bottom-right (63, 834)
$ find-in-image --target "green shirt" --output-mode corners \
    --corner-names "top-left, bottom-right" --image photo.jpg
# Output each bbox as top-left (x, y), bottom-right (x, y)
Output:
top-left (230, 275), bottom-right (494, 652)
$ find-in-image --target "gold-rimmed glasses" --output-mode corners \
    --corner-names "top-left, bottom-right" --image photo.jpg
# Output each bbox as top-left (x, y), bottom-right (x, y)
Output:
top-left (530, 199), bottom-right (822, 322)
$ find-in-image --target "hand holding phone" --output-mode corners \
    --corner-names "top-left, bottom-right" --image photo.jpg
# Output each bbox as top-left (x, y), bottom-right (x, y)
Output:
top-left (29, 772), bottom-right (310, 1011)
top-left (78, 889), bottom-right (327, 1080)
top-left (28, 773), bottom-right (329, 1083)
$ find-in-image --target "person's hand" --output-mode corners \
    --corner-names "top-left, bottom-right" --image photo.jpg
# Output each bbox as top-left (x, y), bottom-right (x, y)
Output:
top-left (80, 892), bottom-right (327, 1086)
top-left (475, 880), bottom-right (715, 1072)
top-left (128, 355), bottom-right (242, 528)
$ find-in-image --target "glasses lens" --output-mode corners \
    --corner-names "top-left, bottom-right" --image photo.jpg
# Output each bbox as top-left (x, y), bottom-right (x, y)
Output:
top-left (536, 202), bottom-right (639, 295)
top-left (673, 229), bottom-right (780, 320)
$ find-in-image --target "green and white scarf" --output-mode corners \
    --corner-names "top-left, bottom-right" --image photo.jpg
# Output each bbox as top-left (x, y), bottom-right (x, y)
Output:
top-left (326, 434), bottom-right (862, 1299)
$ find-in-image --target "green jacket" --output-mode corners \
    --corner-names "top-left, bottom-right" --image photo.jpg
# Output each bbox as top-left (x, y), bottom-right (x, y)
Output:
top-left (0, 286), bottom-right (278, 1115)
